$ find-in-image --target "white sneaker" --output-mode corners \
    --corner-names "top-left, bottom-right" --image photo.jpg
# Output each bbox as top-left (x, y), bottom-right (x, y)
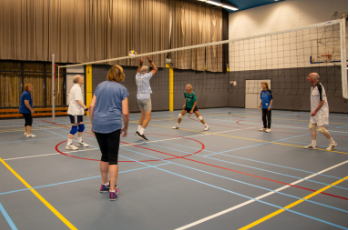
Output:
top-left (204, 126), bottom-right (209, 131)
top-left (26, 134), bottom-right (36, 138)
top-left (172, 126), bottom-right (179, 129)
top-left (24, 132), bottom-right (27, 136)
top-left (326, 142), bottom-right (337, 151)
top-left (265, 129), bottom-right (271, 133)
top-left (65, 144), bottom-right (78, 150)
top-left (76, 142), bottom-right (89, 147)
top-left (259, 128), bottom-right (265, 132)
top-left (304, 144), bottom-right (317, 149)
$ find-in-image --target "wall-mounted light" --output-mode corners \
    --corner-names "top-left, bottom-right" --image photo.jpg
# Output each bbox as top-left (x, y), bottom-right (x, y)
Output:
top-left (199, 0), bottom-right (238, 11)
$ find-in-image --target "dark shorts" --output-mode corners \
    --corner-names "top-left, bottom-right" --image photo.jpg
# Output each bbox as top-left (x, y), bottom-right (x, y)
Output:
top-left (185, 106), bottom-right (198, 113)
top-left (22, 113), bottom-right (33, 126)
top-left (69, 115), bottom-right (83, 124)
top-left (94, 129), bottom-right (121, 165)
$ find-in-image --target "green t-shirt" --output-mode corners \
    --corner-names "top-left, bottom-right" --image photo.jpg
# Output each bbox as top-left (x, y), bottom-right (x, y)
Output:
top-left (184, 92), bottom-right (197, 109)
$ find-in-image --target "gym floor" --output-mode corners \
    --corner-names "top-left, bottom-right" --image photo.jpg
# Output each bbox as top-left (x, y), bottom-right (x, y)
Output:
top-left (0, 108), bottom-right (347, 230)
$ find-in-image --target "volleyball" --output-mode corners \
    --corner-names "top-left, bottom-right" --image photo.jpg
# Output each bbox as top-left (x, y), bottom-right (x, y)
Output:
top-left (128, 50), bottom-right (137, 59)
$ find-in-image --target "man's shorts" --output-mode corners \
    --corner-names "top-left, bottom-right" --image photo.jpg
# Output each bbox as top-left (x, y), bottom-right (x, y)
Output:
top-left (185, 106), bottom-right (198, 113)
top-left (138, 98), bottom-right (152, 112)
top-left (69, 115), bottom-right (83, 124)
top-left (310, 113), bottom-right (329, 126)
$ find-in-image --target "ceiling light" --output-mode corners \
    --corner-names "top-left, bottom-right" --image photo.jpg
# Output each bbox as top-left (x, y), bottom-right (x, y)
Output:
top-left (206, 1), bottom-right (223, 7)
top-left (222, 5), bottom-right (238, 11)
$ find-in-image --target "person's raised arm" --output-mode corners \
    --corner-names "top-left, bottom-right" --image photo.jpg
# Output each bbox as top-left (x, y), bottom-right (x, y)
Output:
top-left (89, 95), bottom-right (97, 132)
top-left (146, 56), bottom-right (158, 75)
top-left (137, 57), bottom-right (143, 74)
top-left (121, 97), bottom-right (129, 137)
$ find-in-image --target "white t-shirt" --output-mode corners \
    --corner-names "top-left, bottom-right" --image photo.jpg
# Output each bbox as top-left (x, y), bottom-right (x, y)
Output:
top-left (67, 84), bottom-right (84, 115)
top-left (310, 82), bottom-right (329, 115)
top-left (135, 72), bottom-right (153, 100)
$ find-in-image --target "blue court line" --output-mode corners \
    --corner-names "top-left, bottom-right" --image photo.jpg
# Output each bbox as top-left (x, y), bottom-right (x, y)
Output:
top-left (336, 125), bottom-right (348, 128)
top-left (119, 148), bottom-right (347, 229)
top-left (283, 140), bottom-right (348, 151)
top-left (0, 137), bottom-right (62, 145)
top-left (142, 136), bottom-right (347, 181)
top-left (123, 137), bottom-right (348, 190)
top-left (0, 203), bottom-right (18, 230)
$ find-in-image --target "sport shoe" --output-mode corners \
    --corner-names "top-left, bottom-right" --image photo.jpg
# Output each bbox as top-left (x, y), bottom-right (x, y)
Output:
top-left (100, 182), bottom-right (118, 193)
top-left (326, 142), bottom-right (337, 151)
top-left (76, 141), bottom-right (89, 147)
top-left (204, 126), bottom-right (209, 131)
top-left (265, 129), bottom-right (271, 133)
top-left (304, 144), bottom-right (317, 149)
top-left (172, 126), bottom-right (179, 129)
top-left (26, 134), bottom-right (36, 138)
top-left (259, 128), bottom-right (265, 132)
top-left (135, 131), bottom-right (148, 141)
top-left (65, 144), bottom-right (78, 150)
top-left (109, 188), bottom-right (120, 201)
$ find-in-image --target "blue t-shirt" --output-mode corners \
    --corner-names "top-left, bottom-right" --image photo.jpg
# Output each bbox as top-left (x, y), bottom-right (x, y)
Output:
top-left (260, 89), bottom-right (273, 109)
top-left (19, 91), bottom-right (33, 114)
top-left (92, 81), bottom-right (129, 134)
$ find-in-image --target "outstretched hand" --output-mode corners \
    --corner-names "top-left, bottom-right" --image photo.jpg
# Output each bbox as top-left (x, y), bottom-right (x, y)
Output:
top-left (139, 57), bottom-right (143, 65)
top-left (146, 56), bottom-right (151, 61)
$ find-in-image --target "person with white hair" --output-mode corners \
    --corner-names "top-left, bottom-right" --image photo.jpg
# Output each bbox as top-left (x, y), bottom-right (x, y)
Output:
top-left (304, 72), bottom-right (337, 150)
top-left (66, 75), bottom-right (89, 150)
top-left (135, 56), bottom-right (158, 140)
top-left (172, 84), bottom-right (209, 131)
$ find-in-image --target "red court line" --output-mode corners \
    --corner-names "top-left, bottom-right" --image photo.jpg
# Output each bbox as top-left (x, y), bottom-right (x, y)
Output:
top-left (43, 119), bottom-right (347, 201)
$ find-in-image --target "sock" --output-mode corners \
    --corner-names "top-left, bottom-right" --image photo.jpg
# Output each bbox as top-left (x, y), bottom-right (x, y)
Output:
top-left (138, 125), bottom-right (142, 132)
top-left (110, 190), bottom-right (115, 192)
top-left (312, 140), bottom-right (317, 146)
top-left (140, 128), bottom-right (145, 135)
top-left (78, 136), bottom-right (83, 143)
top-left (67, 139), bottom-right (73, 145)
top-left (329, 138), bottom-right (335, 144)
top-left (204, 124), bottom-right (208, 128)
top-left (176, 123), bottom-right (179, 127)
top-left (103, 182), bottom-right (109, 186)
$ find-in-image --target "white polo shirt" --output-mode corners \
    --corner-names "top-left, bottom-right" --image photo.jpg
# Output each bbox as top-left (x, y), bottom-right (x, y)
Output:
top-left (67, 84), bottom-right (84, 115)
top-left (310, 82), bottom-right (329, 115)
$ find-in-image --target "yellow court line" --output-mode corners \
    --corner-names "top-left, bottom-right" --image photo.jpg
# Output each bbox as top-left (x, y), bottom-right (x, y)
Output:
top-left (0, 158), bottom-right (77, 230)
top-left (0, 126), bottom-right (64, 132)
top-left (238, 176), bottom-right (348, 230)
top-left (130, 121), bottom-right (347, 154)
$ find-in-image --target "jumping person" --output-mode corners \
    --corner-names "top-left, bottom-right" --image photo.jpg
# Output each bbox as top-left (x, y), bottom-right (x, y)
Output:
top-left (173, 84), bottom-right (209, 131)
top-left (66, 75), bottom-right (89, 150)
top-left (304, 73), bottom-right (337, 150)
top-left (19, 84), bottom-right (35, 138)
top-left (259, 82), bottom-right (273, 133)
top-left (89, 65), bottom-right (129, 200)
top-left (135, 56), bottom-right (158, 140)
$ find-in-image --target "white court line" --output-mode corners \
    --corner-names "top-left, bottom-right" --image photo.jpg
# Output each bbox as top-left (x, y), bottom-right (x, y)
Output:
top-left (3, 126), bottom-right (259, 161)
top-left (174, 160), bottom-right (348, 230)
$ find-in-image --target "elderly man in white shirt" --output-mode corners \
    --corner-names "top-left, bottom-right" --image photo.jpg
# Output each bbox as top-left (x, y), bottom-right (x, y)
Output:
top-left (66, 75), bottom-right (89, 150)
top-left (135, 56), bottom-right (158, 140)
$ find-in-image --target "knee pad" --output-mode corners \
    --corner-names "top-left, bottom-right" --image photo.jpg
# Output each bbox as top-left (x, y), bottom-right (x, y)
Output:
top-left (78, 124), bottom-right (85, 133)
top-left (198, 116), bottom-right (203, 121)
top-left (318, 126), bottom-right (327, 134)
top-left (178, 114), bottom-right (183, 119)
top-left (308, 123), bottom-right (316, 131)
top-left (70, 126), bottom-right (78, 135)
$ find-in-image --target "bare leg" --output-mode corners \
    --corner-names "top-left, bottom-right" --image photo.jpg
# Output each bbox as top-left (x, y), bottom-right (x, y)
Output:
top-left (177, 110), bottom-right (187, 125)
top-left (100, 161), bottom-right (109, 184)
top-left (109, 165), bottom-right (118, 191)
top-left (27, 126), bottom-right (32, 135)
top-left (141, 111), bottom-right (152, 129)
top-left (319, 126), bottom-right (332, 139)
top-left (194, 111), bottom-right (207, 126)
top-left (138, 110), bottom-right (145, 126)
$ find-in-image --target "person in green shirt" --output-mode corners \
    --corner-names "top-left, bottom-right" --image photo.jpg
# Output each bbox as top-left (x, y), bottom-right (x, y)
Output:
top-left (173, 84), bottom-right (209, 131)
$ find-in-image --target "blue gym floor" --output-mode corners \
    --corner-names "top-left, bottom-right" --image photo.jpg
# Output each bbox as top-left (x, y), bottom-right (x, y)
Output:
top-left (0, 108), bottom-right (347, 230)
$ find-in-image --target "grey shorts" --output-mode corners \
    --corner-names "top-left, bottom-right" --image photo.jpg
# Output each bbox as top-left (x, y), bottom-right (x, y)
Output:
top-left (138, 98), bottom-right (152, 112)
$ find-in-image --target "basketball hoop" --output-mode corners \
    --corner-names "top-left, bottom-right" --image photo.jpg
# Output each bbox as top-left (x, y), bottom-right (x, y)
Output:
top-left (320, 54), bottom-right (332, 63)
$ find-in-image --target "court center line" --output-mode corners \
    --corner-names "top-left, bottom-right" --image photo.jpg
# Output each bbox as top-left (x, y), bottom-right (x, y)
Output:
top-left (238, 176), bottom-right (348, 230)
top-left (174, 160), bottom-right (348, 230)
top-left (0, 158), bottom-right (77, 230)
top-left (0, 203), bottom-right (18, 230)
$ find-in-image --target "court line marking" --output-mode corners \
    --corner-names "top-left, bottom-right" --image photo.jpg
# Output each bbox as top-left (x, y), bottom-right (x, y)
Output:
top-left (174, 160), bottom-right (348, 230)
top-left (0, 157), bottom-right (77, 230)
top-left (238, 175), bottom-right (348, 230)
top-left (119, 150), bottom-right (346, 230)
top-left (0, 137), bottom-right (62, 145)
top-left (0, 203), bottom-right (18, 230)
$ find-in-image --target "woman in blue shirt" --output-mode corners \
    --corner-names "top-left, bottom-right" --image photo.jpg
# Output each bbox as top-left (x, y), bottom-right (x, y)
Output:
top-left (19, 84), bottom-right (35, 138)
top-left (259, 82), bottom-right (273, 133)
top-left (89, 64), bottom-right (129, 201)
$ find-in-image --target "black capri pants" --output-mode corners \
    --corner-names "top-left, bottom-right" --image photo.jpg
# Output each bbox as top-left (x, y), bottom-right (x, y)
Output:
top-left (262, 109), bottom-right (271, 129)
top-left (94, 129), bottom-right (121, 165)
top-left (22, 113), bottom-right (33, 127)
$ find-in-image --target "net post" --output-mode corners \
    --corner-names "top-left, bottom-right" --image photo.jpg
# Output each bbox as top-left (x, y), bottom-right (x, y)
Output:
top-left (166, 64), bottom-right (174, 111)
top-left (52, 54), bottom-right (55, 123)
top-left (340, 17), bottom-right (348, 99)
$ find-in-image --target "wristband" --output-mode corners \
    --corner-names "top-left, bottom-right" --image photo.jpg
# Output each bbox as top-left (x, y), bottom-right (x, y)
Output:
top-left (84, 108), bottom-right (89, 111)
top-left (149, 60), bottom-right (153, 63)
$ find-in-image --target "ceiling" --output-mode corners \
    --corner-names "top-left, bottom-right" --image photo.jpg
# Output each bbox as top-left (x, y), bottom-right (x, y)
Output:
top-left (222, 0), bottom-right (284, 12)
